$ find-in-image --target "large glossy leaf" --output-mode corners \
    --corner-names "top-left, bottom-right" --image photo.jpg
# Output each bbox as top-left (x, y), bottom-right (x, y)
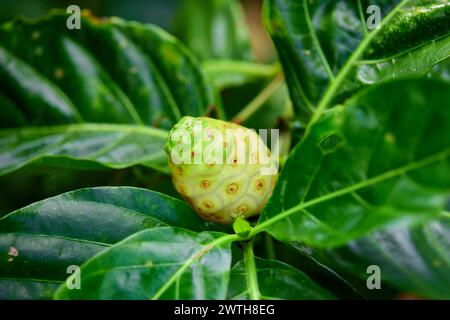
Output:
top-left (0, 187), bottom-right (220, 299)
top-left (174, 0), bottom-right (252, 61)
top-left (0, 163), bottom-right (179, 217)
top-left (291, 217), bottom-right (450, 299)
top-left (55, 227), bottom-right (233, 300)
top-left (264, 0), bottom-right (450, 122)
top-left (0, 11), bottom-right (215, 176)
top-left (257, 79), bottom-right (450, 247)
top-left (228, 257), bottom-right (335, 299)
top-left (0, 124), bottom-right (169, 176)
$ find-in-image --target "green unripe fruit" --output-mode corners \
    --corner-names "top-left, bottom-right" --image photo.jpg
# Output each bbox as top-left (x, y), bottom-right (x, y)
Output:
top-left (165, 116), bottom-right (278, 224)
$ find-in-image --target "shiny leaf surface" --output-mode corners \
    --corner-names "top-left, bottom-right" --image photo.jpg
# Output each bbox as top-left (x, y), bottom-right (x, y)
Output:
top-left (0, 187), bottom-right (219, 299)
top-left (264, 0), bottom-right (450, 122)
top-left (0, 12), bottom-right (214, 176)
top-left (259, 79), bottom-right (450, 247)
top-left (292, 217), bottom-right (450, 299)
top-left (55, 227), bottom-right (233, 299)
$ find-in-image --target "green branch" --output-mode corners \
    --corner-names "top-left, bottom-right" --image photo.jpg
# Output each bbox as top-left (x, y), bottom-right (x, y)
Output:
top-left (232, 73), bottom-right (284, 124)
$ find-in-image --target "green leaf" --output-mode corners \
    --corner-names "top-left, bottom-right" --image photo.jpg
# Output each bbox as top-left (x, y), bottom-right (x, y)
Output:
top-left (0, 187), bottom-right (220, 299)
top-left (203, 60), bottom-right (281, 90)
top-left (292, 217), bottom-right (450, 299)
top-left (228, 257), bottom-right (335, 299)
top-left (264, 0), bottom-right (450, 122)
top-left (174, 0), bottom-right (252, 61)
top-left (257, 79), bottom-right (450, 247)
top-left (0, 11), bottom-right (215, 176)
top-left (55, 227), bottom-right (234, 299)
top-left (0, 124), bottom-right (168, 176)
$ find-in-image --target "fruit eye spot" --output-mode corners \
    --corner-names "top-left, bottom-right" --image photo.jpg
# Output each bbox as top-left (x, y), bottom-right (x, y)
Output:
top-left (207, 162), bottom-right (215, 168)
top-left (203, 201), bottom-right (214, 209)
top-left (178, 185), bottom-right (187, 195)
top-left (226, 183), bottom-right (239, 194)
top-left (200, 180), bottom-right (211, 189)
top-left (256, 179), bottom-right (265, 190)
top-left (238, 204), bottom-right (248, 213)
top-left (231, 158), bottom-right (238, 166)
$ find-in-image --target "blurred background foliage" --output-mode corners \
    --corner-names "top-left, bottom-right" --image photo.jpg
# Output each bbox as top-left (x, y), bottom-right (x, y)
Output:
top-left (0, 0), bottom-right (293, 215)
top-left (0, 0), bottom-right (276, 62)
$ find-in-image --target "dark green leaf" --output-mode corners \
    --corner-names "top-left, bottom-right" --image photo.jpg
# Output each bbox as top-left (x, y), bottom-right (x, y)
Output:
top-left (0, 124), bottom-right (168, 176)
top-left (228, 257), bottom-right (335, 299)
top-left (0, 12), bottom-right (215, 176)
top-left (55, 227), bottom-right (233, 299)
top-left (258, 79), bottom-right (450, 247)
top-left (264, 0), bottom-right (450, 122)
top-left (0, 279), bottom-right (61, 300)
top-left (292, 217), bottom-right (450, 299)
top-left (0, 187), bottom-right (220, 299)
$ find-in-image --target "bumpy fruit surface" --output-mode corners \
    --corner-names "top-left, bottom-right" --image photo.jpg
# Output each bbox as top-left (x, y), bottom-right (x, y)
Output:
top-left (165, 116), bottom-right (278, 224)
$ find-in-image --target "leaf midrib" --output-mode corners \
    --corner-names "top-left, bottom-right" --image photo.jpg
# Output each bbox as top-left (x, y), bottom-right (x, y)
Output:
top-left (0, 277), bottom-right (63, 284)
top-left (150, 233), bottom-right (238, 300)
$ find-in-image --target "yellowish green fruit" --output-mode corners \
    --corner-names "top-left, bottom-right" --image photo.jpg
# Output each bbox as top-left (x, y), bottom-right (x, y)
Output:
top-left (165, 116), bottom-right (278, 224)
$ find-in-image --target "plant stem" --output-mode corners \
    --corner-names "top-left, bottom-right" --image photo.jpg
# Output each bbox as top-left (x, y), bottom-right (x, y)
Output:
top-left (231, 73), bottom-right (284, 124)
top-left (203, 60), bottom-right (281, 86)
top-left (243, 241), bottom-right (261, 300)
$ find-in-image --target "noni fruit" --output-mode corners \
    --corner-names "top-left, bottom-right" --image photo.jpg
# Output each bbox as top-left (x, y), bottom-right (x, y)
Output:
top-left (165, 116), bottom-right (278, 224)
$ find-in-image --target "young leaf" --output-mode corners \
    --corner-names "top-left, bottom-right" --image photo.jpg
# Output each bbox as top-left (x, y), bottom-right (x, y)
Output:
top-left (228, 257), bottom-right (335, 299)
top-left (264, 0), bottom-right (450, 122)
top-left (0, 11), bottom-right (215, 176)
top-left (257, 79), bottom-right (450, 247)
top-left (54, 227), bottom-right (234, 299)
top-left (0, 187), bottom-right (220, 299)
top-left (292, 217), bottom-right (450, 299)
